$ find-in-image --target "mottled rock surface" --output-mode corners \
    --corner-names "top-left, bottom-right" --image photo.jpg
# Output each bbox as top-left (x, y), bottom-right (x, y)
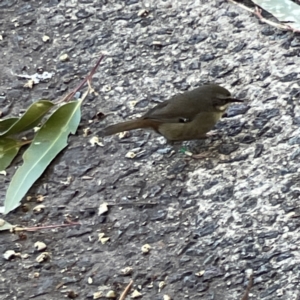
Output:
top-left (1, 0), bottom-right (300, 299)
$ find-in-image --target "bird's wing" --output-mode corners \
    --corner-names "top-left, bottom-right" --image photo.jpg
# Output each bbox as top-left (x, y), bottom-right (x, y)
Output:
top-left (142, 94), bottom-right (198, 123)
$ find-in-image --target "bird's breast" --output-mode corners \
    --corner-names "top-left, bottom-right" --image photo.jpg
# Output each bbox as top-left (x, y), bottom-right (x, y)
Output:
top-left (157, 111), bottom-right (223, 141)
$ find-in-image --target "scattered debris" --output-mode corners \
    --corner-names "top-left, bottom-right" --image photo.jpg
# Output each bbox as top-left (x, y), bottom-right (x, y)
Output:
top-left (98, 233), bottom-right (110, 244)
top-left (158, 281), bottom-right (166, 292)
top-left (106, 290), bottom-right (116, 298)
top-left (16, 71), bottom-right (54, 88)
top-left (34, 241), bottom-right (47, 252)
top-left (60, 54), bottom-right (69, 62)
top-left (36, 195), bottom-right (45, 202)
top-left (141, 244), bottom-right (151, 254)
top-left (3, 250), bottom-right (21, 260)
top-left (67, 290), bottom-right (78, 299)
top-left (83, 127), bottom-right (91, 137)
top-left (195, 270), bottom-right (205, 277)
top-left (98, 203), bottom-right (108, 216)
top-left (131, 289), bottom-right (142, 299)
top-left (42, 35), bottom-right (50, 42)
top-left (33, 204), bottom-right (45, 213)
top-left (10, 222), bottom-right (80, 233)
top-left (60, 176), bottom-right (73, 186)
top-left (121, 267), bottom-right (133, 276)
top-left (119, 280), bottom-right (133, 300)
top-left (89, 136), bottom-right (103, 147)
top-left (36, 252), bottom-right (50, 263)
top-left (125, 151), bottom-right (136, 159)
top-left (138, 9), bottom-right (149, 17)
top-left (93, 291), bottom-right (103, 299)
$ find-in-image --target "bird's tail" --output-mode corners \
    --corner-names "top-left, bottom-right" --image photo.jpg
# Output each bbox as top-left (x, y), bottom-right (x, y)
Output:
top-left (101, 119), bottom-right (154, 137)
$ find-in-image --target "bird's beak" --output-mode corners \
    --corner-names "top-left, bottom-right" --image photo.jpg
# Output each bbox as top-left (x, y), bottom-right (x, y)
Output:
top-left (226, 98), bottom-right (244, 103)
top-left (216, 94), bottom-right (244, 103)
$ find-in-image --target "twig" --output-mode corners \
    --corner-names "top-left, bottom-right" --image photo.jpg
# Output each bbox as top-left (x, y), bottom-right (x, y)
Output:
top-left (55, 282), bottom-right (65, 290)
top-left (56, 54), bottom-right (104, 104)
top-left (106, 201), bottom-right (158, 207)
top-left (119, 280), bottom-right (133, 300)
top-left (227, 0), bottom-right (254, 14)
top-left (253, 7), bottom-right (299, 32)
top-left (19, 139), bottom-right (32, 146)
top-left (241, 274), bottom-right (254, 300)
top-left (11, 222), bottom-right (81, 232)
top-left (227, 0), bottom-right (300, 33)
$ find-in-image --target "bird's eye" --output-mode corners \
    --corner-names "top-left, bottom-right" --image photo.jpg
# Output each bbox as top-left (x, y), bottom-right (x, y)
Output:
top-left (179, 117), bottom-right (189, 123)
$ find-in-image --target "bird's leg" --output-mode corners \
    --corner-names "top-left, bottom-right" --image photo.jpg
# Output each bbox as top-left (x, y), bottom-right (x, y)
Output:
top-left (166, 139), bottom-right (175, 146)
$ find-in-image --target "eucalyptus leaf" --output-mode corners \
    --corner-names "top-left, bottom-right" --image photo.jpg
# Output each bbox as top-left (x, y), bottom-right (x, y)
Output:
top-left (0, 118), bottom-right (19, 134)
top-left (252, 0), bottom-right (300, 30)
top-left (0, 137), bottom-right (23, 171)
top-left (1, 100), bottom-right (54, 137)
top-left (0, 219), bottom-right (13, 231)
top-left (4, 100), bottom-right (82, 214)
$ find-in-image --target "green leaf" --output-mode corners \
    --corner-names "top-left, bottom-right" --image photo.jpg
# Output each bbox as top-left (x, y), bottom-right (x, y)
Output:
top-left (0, 100), bottom-right (54, 137)
top-left (252, 0), bottom-right (300, 31)
top-left (4, 100), bottom-right (82, 214)
top-left (0, 137), bottom-right (23, 171)
top-left (0, 118), bottom-right (19, 134)
top-left (0, 219), bottom-right (14, 231)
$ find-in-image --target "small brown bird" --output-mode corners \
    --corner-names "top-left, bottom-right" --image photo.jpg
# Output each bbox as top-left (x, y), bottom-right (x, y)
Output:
top-left (101, 84), bottom-right (243, 142)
